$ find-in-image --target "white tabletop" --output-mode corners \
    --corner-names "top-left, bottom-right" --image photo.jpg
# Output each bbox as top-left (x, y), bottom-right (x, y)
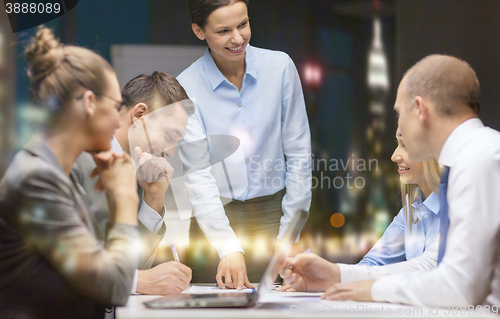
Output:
top-left (116, 290), bottom-right (499, 319)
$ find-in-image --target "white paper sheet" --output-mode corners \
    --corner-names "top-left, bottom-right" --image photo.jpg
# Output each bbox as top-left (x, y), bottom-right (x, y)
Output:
top-left (258, 293), bottom-right (323, 303)
top-left (188, 285), bottom-right (256, 294)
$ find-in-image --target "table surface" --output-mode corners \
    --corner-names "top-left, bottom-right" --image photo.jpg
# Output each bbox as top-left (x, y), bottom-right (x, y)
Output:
top-left (116, 286), bottom-right (499, 319)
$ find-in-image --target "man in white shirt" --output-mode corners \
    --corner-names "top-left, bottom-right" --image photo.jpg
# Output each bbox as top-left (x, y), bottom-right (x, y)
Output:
top-left (73, 72), bottom-right (194, 296)
top-left (282, 55), bottom-right (500, 307)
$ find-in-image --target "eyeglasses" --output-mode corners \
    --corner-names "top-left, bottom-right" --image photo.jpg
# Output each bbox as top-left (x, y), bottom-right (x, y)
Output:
top-left (76, 90), bottom-right (127, 112)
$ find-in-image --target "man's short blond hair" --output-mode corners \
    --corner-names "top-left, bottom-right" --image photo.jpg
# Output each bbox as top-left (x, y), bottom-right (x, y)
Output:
top-left (402, 54), bottom-right (481, 116)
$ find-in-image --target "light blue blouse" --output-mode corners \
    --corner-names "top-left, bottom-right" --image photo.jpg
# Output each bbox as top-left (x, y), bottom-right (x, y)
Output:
top-left (359, 191), bottom-right (440, 266)
top-left (177, 45), bottom-right (312, 239)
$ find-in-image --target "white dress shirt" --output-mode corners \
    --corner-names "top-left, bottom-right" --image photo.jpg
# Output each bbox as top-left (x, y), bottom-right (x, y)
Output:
top-left (111, 137), bottom-right (165, 293)
top-left (339, 238), bottom-right (439, 283)
top-left (175, 114), bottom-right (244, 258)
top-left (338, 192), bottom-right (440, 282)
top-left (371, 118), bottom-right (500, 307)
top-left (111, 138), bottom-right (167, 233)
top-left (177, 45), bottom-right (312, 241)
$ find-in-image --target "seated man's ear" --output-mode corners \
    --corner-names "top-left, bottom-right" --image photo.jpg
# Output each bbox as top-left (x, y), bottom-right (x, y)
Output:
top-left (131, 103), bottom-right (149, 122)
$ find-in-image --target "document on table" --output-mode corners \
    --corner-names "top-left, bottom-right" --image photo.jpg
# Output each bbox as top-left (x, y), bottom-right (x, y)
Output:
top-left (188, 286), bottom-right (256, 293)
top-left (258, 292), bottom-right (323, 303)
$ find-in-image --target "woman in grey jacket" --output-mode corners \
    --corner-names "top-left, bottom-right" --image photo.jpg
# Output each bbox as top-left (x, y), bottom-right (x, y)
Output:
top-left (0, 26), bottom-right (141, 319)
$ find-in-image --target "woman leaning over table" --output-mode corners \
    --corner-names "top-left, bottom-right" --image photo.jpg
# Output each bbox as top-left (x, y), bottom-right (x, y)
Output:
top-left (178, 0), bottom-right (312, 283)
top-left (0, 26), bottom-right (140, 319)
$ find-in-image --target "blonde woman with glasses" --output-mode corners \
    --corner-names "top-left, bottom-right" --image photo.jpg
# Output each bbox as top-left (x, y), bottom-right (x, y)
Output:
top-left (0, 26), bottom-right (140, 318)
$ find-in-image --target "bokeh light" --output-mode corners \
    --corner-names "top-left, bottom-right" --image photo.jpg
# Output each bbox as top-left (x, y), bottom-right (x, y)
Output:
top-left (330, 213), bottom-right (345, 228)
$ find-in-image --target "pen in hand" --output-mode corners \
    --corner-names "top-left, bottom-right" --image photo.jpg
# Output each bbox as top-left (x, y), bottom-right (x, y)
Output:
top-left (171, 244), bottom-right (180, 262)
top-left (283, 249), bottom-right (311, 272)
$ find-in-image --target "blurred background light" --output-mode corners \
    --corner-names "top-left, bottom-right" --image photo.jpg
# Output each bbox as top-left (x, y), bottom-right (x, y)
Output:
top-left (330, 213), bottom-right (346, 228)
top-left (303, 61), bottom-right (323, 89)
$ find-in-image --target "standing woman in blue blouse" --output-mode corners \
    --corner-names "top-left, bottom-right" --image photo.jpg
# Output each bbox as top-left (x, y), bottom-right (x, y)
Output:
top-left (178, 0), bottom-right (312, 283)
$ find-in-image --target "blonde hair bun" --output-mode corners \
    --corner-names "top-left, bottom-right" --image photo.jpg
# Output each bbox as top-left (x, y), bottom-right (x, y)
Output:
top-left (24, 25), bottom-right (113, 113)
top-left (24, 25), bottom-right (64, 80)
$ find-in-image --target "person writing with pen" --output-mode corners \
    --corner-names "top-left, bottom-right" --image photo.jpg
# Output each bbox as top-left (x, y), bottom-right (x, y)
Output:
top-left (72, 71), bottom-right (194, 299)
top-left (281, 55), bottom-right (500, 308)
top-left (279, 131), bottom-right (442, 292)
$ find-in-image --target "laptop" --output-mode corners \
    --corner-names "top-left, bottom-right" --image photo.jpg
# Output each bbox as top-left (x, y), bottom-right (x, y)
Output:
top-left (144, 209), bottom-right (308, 308)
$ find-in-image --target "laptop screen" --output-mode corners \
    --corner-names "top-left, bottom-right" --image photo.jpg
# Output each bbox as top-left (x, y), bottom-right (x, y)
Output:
top-left (254, 209), bottom-right (308, 300)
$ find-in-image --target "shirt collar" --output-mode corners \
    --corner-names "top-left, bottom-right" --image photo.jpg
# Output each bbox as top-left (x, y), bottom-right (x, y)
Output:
top-left (439, 118), bottom-right (484, 167)
top-left (111, 136), bottom-right (123, 153)
top-left (245, 44), bottom-right (258, 80)
top-left (414, 191), bottom-right (440, 215)
top-left (202, 44), bottom-right (258, 91)
top-left (426, 191), bottom-right (440, 215)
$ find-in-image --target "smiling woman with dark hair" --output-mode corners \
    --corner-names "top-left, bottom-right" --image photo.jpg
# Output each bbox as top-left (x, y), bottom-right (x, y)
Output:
top-left (178, 0), bottom-right (312, 286)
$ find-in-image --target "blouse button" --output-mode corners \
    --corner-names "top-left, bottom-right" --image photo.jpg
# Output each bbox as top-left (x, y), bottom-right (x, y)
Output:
top-left (238, 104), bottom-right (242, 107)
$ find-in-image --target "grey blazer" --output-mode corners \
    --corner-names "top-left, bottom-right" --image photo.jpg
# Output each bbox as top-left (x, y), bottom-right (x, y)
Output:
top-left (0, 139), bottom-right (140, 319)
top-left (72, 151), bottom-right (165, 270)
